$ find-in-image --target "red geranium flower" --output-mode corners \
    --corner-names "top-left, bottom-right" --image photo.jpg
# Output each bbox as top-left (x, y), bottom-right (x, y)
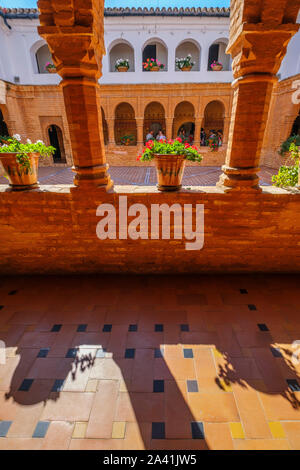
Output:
top-left (184, 143), bottom-right (190, 148)
top-left (176, 137), bottom-right (182, 143)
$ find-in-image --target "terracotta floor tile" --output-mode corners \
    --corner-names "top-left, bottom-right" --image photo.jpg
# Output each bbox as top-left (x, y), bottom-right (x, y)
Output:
top-left (40, 421), bottom-right (74, 450)
top-left (205, 423), bottom-right (234, 450)
top-left (123, 422), bottom-right (149, 450)
top-left (281, 421), bottom-right (300, 450)
top-left (165, 380), bottom-right (193, 439)
top-left (258, 392), bottom-right (300, 421)
top-left (164, 356), bottom-right (196, 381)
top-left (233, 438), bottom-right (291, 450)
top-left (69, 438), bottom-right (124, 450)
top-left (41, 392), bottom-right (94, 421)
top-left (188, 392), bottom-right (240, 422)
top-left (27, 357), bottom-right (72, 380)
top-left (86, 380), bottom-right (119, 438)
top-left (130, 349), bottom-right (154, 392)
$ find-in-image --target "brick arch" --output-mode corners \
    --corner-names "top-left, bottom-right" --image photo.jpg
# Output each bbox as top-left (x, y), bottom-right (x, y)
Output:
top-left (203, 100), bottom-right (225, 135)
top-left (114, 102), bottom-right (137, 146)
top-left (143, 101), bottom-right (166, 140)
top-left (172, 101), bottom-right (195, 139)
top-left (47, 124), bottom-right (66, 163)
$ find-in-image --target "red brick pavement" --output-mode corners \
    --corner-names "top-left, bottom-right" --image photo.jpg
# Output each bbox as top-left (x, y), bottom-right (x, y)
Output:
top-left (0, 166), bottom-right (276, 186)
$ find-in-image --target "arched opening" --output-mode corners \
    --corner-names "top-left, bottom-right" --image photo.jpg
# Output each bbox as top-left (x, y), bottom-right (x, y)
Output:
top-left (101, 108), bottom-right (109, 145)
top-left (207, 39), bottom-right (230, 71)
top-left (36, 44), bottom-right (53, 74)
top-left (203, 100), bottom-right (225, 145)
top-left (175, 40), bottom-right (200, 71)
top-left (114, 103), bottom-right (137, 146)
top-left (48, 125), bottom-right (66, 163)
top-left (109, 41), bottom-right (135, 72)
top-left (290, 110), bottom-right (300, 136)
top-left (143, 102), bottom-right (166, 141)
top-left (142, 39), bottom-right (168, 71)
top-left (173, 101), bottom-right (195, 141)
top-left (0, 109), bottom-right (9, 136)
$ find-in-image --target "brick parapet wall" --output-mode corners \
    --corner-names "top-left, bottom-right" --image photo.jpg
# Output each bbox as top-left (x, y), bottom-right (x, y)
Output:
top-left (0, 185), bottom-right (299, 274)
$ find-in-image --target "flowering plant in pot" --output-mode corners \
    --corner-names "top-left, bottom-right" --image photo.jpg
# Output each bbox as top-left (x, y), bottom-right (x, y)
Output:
top-left (45, 62), bottom-right (56, 73)
top-left (143, 58), bottom-right (165, 72)
top-left (176, 54), bottom-right (195, 71)
top-left (208, 134), bottom-right (219, 152)
top-left (210, 60), bottom-right (223, 71)
top-left (120, 134), bottom-right (135, 146)
top-left (137, 137), bottom-right (202, 191)
top-left (0, 134), bottom-right (55, 190)
top-left (115, 58), bottom-right (130, 72)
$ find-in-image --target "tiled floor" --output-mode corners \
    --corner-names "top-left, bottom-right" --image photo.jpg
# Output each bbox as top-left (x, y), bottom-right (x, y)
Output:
top-left (0, 166), bottom-right (276, 186)
top-left (0, 274), bottom-right (299, 450)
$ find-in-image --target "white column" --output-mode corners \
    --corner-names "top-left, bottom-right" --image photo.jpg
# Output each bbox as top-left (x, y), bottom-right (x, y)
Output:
top-left (200, 41), bottom-right (210, 72)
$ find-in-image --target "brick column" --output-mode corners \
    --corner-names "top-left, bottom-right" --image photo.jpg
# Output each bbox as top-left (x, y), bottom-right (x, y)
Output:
top-left (106, 118), bottom-right (115, 146)
top-left (165, 118), bottom-right (173, 140)
top-left (217, 0), bottom-right (300, 192)
top-left (193, 119), bottom-right (202, 147)
top-left (37, 0), bottom-right (112, 190)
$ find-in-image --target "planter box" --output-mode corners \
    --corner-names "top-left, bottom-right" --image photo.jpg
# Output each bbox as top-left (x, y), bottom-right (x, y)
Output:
top-left (0, 152), bottom-right (39, 190)
top-left (117, 66), bottom-right (129, 72)
top-left (154, 154), bottom-right (186, 191)
top-left (211, 65), bottom-right (223, 71)
top-left (181, 66), bottom-right (192, 72)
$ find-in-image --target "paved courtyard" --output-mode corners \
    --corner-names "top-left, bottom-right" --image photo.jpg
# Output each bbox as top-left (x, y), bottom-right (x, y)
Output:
top-left (0, 166), bottom-right (276, 187)
top-left (0, 274), bottom-right (299, 450)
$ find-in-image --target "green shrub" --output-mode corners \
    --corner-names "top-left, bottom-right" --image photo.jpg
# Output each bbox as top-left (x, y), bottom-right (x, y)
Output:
top-left (279, 134), bottom-right (300, 156)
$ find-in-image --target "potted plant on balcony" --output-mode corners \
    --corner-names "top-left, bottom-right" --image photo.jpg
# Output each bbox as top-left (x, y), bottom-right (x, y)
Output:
top-left (143, 58), bottom-right (165, 72)
top-left (115, 58), bottom-right (130, 72)
top-left (137, 137), bottom-right (202, 191)
top-left (210, 60), bottom-right (223, 71)
top-left (120, 134), bottom-right (135, 146)
top-left (0, 134), bottom-right (55, 190)
top-left (176, 54), bottom-right (195, 72)
top-left (45, 62), bottom-right (56, 73)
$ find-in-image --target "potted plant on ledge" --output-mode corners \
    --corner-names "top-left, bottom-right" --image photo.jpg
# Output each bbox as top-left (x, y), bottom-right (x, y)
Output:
top-left (176, 54), bottom-right (195, 72)
top-left (120, 134), bottom-right (135, 146)
top-left (137, 137), bottom-right (202, 191)
top-left (0, 134), bottom-right (55, 191)
top-left (115, 58), bottom-right (130, 72)
top-left (143, 58), bottom-right (165, 72)
top-left (45, 62), bottom-right (56, 73)
top-left (210, 60), bottom-right (223, 71)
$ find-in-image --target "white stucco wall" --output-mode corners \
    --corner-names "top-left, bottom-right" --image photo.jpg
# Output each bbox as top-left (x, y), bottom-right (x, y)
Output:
top-left (0, 13), bottom-right (299, 85)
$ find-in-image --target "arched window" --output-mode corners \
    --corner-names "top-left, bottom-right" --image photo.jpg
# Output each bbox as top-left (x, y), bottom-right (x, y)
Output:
top-left (204, 101), bottom-right (225, 140)
top-left (101, 108), bottom-right (109, 145)
top-left (143, 102), bottom-right (166, 141)
top-left (0, 109), bottom-right (9, 136)
top-left (142, 39), bottom-right (168, 71)
top-left (109, 41), bottom-right (135, 72)
top-left (114, 103), bottom-right (137, 146)
top-left (173, 101), bottom-right (195, 140)
top-left (175, 40), bottom-right (201, 71)
top-left (36, 44), bottom-right (53, 74)
top-left (48, 125), bottom-right (66, 163)
top-left (207, 39), bottom-right (230, 71)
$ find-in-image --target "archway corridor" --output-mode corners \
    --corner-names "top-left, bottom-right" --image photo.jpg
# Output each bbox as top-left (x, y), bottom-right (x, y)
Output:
top-left (0, 274), bottom-right (299, 450)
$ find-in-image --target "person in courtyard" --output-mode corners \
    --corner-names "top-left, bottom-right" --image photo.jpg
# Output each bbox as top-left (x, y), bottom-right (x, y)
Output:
top-left (201, 128), bottom-right (206, 146)
top-left (145, 129), bottom-right (154, 142)
top-left (156, 129), bottom-right (166, 141)
top-left (217, 129), bottom-right (223, 146)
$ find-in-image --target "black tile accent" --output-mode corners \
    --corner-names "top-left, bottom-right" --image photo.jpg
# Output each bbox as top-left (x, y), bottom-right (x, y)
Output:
top-left (258, 323), bottom-right (269, 332)
top-left (8, 290), bottom-right (17, 296)
top-left (125, 348), bottom-right (135, 359)
top-left (240, 289), bottom-right (248, 294)
top-left (0, 305), bottom-right (4, 310)
top-left (77, 324), bottom-right (87, 332)
top-left (66, 348), bottom-right (78, 358)
top-left (52, 379), bottom-right (65, 392)
top-left (270, 347), bottom-right (283, 358)
top-left (129, 324), bottom-right (138, 332)
top-left (180, 324), bottom-right (189, 332)
top-left (96, 348), bottom-right (106, 358)
top-left (154, 348), bottom-right (164, 358)
top-left (248, 304), bottom-right (257, 311)
top-left (155, 324), bottom-right (164, 332)
top-left (183, 348), bottom-right (194, 358)
top-left (37, 348), bottom-right (50, 358)
top-left (152, 422), bottom-right (165, 439)
top-left (0, 421), bottom-right (12, 437)
top-left (32, 421), bottom-right (50, 438)
top-left (18, 378), bottom-right (34, 391)
top-left (187, 380), bottom-right (199, 393)
top-left (153, 380), bottom-right (164, 393)
top-left (287, 379), bottom-right (300, 392)
top-left (103, 324), bottom-right (112, 332)
top-left (191, 421), bottom-right (205, 439)
top-left (51, 324), bottom-right (62, 332)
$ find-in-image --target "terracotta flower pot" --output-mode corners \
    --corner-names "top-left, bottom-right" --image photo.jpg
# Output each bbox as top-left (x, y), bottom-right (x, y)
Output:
top-left (117, 66), bottom-right (129, 72)
top-left (0, 152), bottom-right (39, 190)
top-left (181, 66), bottom-right (192, 72)
top-left (154, 154), bottom-right (186, 191)
top-left (211, 65), bottom-right (223, 71)
top-left (47, 67), bottom-right (56, 73)
top-left (150, 66), bottom-right (160, 72)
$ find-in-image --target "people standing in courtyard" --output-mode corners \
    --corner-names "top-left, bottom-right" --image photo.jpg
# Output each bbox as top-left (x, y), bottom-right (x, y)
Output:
top-left (201, 128), bottom-right (206, 146)
top-left (156, 130), bottom-right (166, 141)
top-left (217, 130), bottom-right (223, 147)
top-left (145, 129), bottom-right (154, 142)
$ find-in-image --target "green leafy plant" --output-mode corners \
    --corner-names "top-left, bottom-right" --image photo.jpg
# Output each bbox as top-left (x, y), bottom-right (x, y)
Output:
top-left (115, 58), bottom-right (130, 70)
top-left (0, 134), bottom-right (55, 170)
top-left (143, 58), bottom-right (165, 71)
top-left (278, 134), bottom-right (300, 156)
top-left (120, 134), bottom-right (135, 146)
top-left (137, 137), bottom-right (203, 163)
top-left (272, 142), bottom-right (299, 188)
top-left (176, 54), bottom-right (195, 70)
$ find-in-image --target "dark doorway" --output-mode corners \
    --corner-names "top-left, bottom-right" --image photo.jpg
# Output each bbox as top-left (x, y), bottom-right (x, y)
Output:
top-left (208, 44), bottom-right (219, 70)
top-left (0, 109), bottom-right (9, 136)
top-left (143, 44), bottom-right (157, 69)
top-left (291, 111), bottom-right (300, 136)
top-left (48, 125), bottom-right (66, 163)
